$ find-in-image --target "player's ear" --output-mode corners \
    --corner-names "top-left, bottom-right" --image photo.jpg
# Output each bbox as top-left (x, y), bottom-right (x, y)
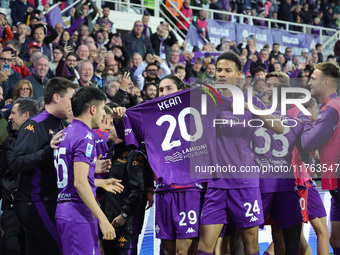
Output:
top-left (52, 93), bottom-right (59, 103)
top-left (89, 104), bottom-right (96, 116)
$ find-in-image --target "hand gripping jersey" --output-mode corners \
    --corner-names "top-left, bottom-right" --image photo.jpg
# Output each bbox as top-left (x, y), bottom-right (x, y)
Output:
top-left (252, 108), bottom-right (305, 193)
top-left (123, 87), bottom-right (232, 186)
top-left (54, 119), bottom-right (97, 202)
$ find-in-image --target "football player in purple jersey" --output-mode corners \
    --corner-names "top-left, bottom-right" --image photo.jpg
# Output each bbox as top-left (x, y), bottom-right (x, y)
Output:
top-left (53, 87), bottom-right (124, 254)
top-left (197, 52), bottom-right (284, 255)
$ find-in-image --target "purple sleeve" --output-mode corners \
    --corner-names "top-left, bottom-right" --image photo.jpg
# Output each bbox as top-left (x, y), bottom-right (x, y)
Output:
top-left (242, 58), bottom-right (252, 74)
top-left (45, 12), bottom-right (53, 27)
top-left (289, 68), bottom-right (300, 78)
top-left (66, 16), bottom-right (84, 36)
top-left (300, 107), bottom-right (339, 152)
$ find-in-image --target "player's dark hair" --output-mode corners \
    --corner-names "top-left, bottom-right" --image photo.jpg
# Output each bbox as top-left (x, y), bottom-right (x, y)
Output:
top-left (71, 87), bottom-right (107, 117)
top-left (44, 77), bottom-right (78, 105)
top-left (175, 65), bottom-right (185, 73)
top-left (216, 52), bottom-right (243, 72)
top-left (160, 74), bottom-right (186, 90)
top-left (13, 98), bottom-right (39, 117)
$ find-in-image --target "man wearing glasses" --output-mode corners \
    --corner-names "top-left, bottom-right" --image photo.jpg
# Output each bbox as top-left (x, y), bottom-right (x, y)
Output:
top-left (122, 20), bottom-right (154, 60)
top-left (0, 51), bottom-right (22, 108)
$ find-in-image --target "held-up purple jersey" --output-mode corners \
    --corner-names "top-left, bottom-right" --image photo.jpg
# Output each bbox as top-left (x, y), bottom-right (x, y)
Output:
top-left (54, 119), bottom-right (97, 202)
top-left (209, 94), bottom-right (269, 189)
top-left (252, 109), bottom-right (305, 193)
top-left (93, 129), bottom-right (110, 180)
top-left (124, 87), bottom-right (232, 186)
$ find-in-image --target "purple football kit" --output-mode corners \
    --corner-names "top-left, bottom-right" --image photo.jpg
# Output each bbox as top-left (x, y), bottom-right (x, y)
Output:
top-left (201, 95), bottom-right (267, 229)
top-left (252, 108), bottom-right (304, 229)
top-left (123, 88), bottom-right (232, 239)
top-left (54, 119), bottom-right (100, 255)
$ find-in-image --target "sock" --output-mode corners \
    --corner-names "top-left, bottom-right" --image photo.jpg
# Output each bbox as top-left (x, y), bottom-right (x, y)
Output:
top-left (263, 252), bottom-right (271, 255)
top-left (333, 248), bottom-right (340, 255)
top-left (196, 251), bottom-right (213, 255)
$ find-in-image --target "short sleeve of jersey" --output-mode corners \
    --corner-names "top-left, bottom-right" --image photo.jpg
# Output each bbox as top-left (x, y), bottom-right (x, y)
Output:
top-left (73, 134), bottom-right (96, 165)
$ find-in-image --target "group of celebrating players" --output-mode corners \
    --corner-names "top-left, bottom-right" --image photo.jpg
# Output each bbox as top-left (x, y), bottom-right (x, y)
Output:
top-left (4, 50), bottom-right (340, 255)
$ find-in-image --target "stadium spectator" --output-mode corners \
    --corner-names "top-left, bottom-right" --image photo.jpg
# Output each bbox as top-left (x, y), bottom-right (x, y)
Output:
top-left (240, 6), bottom-right (254, 25)
top-left (253, 78), bottom-right (266, 99)
top-left (151, 22), bottom-right (178, 61)
top-left (0, 51), bottom-right (23, 106)
top-left (301, 3), bottom-right (313, 24)
top-left (11, 0), bottom-right (40, 27)
top-left (285, 47), bottom-right (293, 61)
top-left (75, 0), bottom-right (98, 34)
top-left (269, 43), bottom-right (282, 61)
top-left (76, 45), bottom-right (90, 61)
top-left (25, 55), bottom-right (50, 99)
top-left (133, 53), bottom-right (171, 90)
top-left (279, 0), bottom-right (294, 28)
top-left (142, 13), bottom-right (152, 38)
top-left (93, 59), bottom-right (106, 89)
top-left (168, 50), bottom-right (180, 73)
top-left (177, 0), bottom-right (192, 36)
top-left (105, 53), bottom-right (119, 74)
top-left (198, 61), bottom-right (215, 79)
top-left (142, 82), bottom-right (158, 101)
top-left (96, 5), bottom-right (116, 35)
top-left (316, 43), bottom-right (324, 63)
top-left (30, 24), bottom-right (58, 60)
top-left (49, 46), bottom-right (64, 75)
top-left (250, 49), bottom-right (270, 75)
top-left (192, 10), bottom-right (209, 41)
top-left (123, 20), bottom-right (154, 60)
top-left (3, 80), bottom-right (33, 107)
top-left (0, 17), bottom-right (14, 47)
top-left (130, 52), bottom-right (143, 78)
top-left (77, 60), bottom-right (97, 87)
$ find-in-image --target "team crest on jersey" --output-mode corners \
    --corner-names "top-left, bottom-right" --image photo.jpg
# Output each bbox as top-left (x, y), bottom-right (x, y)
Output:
top-left (86, 143), bottom-right (93, 157)
top-left (85, 132), bottom-right (93, 140)
top-left (25, 124), bottom-right (35, 133)
top-left (155, 224), bottom-right (160, 233)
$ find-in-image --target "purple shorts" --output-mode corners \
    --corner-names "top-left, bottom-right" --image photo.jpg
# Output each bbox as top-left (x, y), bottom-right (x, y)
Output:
top-left (331, 191), bottom-right (340, 222)
top-left (307, 186), bottom-right (327, 220)
top-left (261, 191), bottom-right (303, 229)
top-left (155, 189), bottom-right (202, 240)
top-left (201, 187), bottom-right (264, 228)
top-left (56, 202), bottom-right (100, 255)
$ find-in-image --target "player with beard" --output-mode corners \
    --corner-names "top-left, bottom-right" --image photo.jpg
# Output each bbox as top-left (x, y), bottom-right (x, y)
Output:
top-left (53, 87), bottom-right (124, 254)
top-left (142, 82), bottom-right (158, 101)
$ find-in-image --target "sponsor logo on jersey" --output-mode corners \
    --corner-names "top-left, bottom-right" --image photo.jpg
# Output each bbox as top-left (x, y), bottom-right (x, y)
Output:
top-left (25, 124), bottom-right (35, 133)
top-left (85, 132), bottom-right (93, 140)
top-left (249, 215), bottom-right (259, 223)
top-left (164, 151), bottom-right (183, 163)
top-left (86, 143), bottom-right (93, 157)
top-left (155, 224), bottom-right (160, 233)
top-left (186, 227), bottom-right (196, 234)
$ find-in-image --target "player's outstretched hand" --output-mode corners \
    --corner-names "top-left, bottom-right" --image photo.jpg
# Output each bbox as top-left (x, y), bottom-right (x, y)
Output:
top-left (112, 215), bottom-right (127, 228)
top-left (99, 178), bottom-right (124, 194)
top-left (95, 154), bottom-right (111, 174)
top-left (100, 219), bottom-right (116, 240)
top-left (50, 130), bottom-right (63, 149)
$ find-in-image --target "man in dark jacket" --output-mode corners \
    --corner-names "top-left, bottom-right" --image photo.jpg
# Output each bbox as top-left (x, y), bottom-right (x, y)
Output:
top-left (0, 98), bottom-right (39, 255)
top-left (11, 0), bottom-right (40, 27)
top-left (122, 20), bottom-right (154, 58)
